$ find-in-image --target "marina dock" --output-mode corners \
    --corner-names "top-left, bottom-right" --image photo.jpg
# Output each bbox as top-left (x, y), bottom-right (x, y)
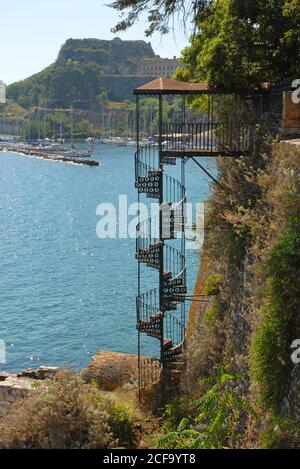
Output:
top-left (0, 143), bottom-right (99, 166)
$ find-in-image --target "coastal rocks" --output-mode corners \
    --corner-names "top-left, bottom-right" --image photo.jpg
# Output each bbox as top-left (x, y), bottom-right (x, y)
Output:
top-left (0, 367), bottom-right (60, 419)
top-left (17, 366), bottom-right (59, 380)
top-left (0, 352), bottom-right (147, 418)
top-left (82, 350), bottom-right (141, 390)
top-left (0, 372), bottom-right (33, 419)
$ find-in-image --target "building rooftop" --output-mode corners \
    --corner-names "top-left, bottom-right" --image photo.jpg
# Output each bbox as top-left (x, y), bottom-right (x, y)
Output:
top-left (134, 77), bottom-right (279, 96)
top-left (134, 77), bottom-right (219, 95)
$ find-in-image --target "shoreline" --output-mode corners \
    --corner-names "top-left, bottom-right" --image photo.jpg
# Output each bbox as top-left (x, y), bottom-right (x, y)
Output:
top-left (0, 352), bottom-right (143, 418)
top-left (0, 146), bottom-right (99, 166)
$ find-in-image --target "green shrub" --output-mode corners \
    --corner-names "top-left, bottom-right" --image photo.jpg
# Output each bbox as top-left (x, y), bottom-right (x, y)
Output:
top-left (249, 228), bottom-right (300, 411)
top-left (205, 274), bottom-right (223, 296)
top-left (0, 371), bottom-right (142, 449)
top-left (203, 302), bottom-right (221, 328)
top-left (249, 303), bottom-right (289, 410)
top-left (155, 370), bottom-right (256, 449)
top-left (260, 416), bottom-right (300, 449)
top-left (161, 396), bottom-right (191, 431)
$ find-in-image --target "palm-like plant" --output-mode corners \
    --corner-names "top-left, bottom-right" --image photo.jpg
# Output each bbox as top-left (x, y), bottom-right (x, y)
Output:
top-left (156, 369), bottom-right (257, 449)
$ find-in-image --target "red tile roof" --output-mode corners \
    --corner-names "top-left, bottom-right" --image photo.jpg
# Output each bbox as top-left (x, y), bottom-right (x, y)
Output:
top-left (134, 77), bottom-right (217, 95)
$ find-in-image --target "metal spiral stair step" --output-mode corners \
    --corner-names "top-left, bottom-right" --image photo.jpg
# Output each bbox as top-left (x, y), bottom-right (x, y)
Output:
top-left (136, 242), bottom-right (162, 270)
top-left (135, 169), bottom-right (162, 199)
top-left (162, 271), bottom-right (173, 280)
top-left (137, 311), bottom-right (163, 340)
top-left (163, 338), bottom-right (173, 350)
top-left (137, 311), bottom-right (162, 327)
top-left (163, 342), bottom-right (184, 361)
top-left (162, 271), bottom-right (187, 306)
top-left (136, 241), bottom-right (162, 254)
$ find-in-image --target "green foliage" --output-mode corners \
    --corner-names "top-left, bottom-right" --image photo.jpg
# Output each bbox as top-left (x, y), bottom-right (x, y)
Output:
top-left (110, 0), bottom-right (200, 36)
top-left (108, 402), bottom-right (138, 447)
top-left (249, 227), bottom-right (300, 411)
top-left (176, 0), bottom-right (300, 89)
top-left (205, 274), bottom-right (222, 296)
top-left (0, 99), bottom-right (27, 119)
top-left (249, 304), bottom-right (288, 410)
top-left (7, 66), bottom-right (53, 109)
top-left (203, 305), bottom-right (219, 328)
top-left (155, 370), bottom-right (256, 449)
top-left (260, 416), bottom-right (300, 449)
top-left (74, 119), bottom-right (95, 138)
top-left (24, 111), bottom-right (73, 140)
top-left (0, 371), bottom-right (144, 449)
top-left (161, 397), bottom-right (190, 431)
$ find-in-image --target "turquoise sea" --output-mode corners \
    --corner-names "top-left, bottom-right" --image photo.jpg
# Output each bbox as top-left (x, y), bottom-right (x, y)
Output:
top-left (0, 145), bottom-right (214, 371)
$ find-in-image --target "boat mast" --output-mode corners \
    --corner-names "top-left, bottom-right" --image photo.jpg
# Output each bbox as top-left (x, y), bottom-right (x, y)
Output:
top-left (70, 105), bottom-right (74, 147)
top-left (43, 98), bottom-right (47, 141)
top-left (60, 112), bottom-right (63, 143)
top-left (37, 103), bottom-right (40, 141)
top-left (27, 113), bottom-right (31, 142)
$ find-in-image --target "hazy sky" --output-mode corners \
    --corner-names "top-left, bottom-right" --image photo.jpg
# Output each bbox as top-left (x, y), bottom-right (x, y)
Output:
top-left (0, 0), bottom-right (189, 85)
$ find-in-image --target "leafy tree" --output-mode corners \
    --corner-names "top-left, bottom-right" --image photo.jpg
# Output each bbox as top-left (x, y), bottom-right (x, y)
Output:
top-left (110, 0), bottom-right (204, 35)
top-left (74, 119), bottom-right (94, 137)
top-left (110, 0), bottom-right (300, 89)
top-left (177, 0), bottom-right (300, 89)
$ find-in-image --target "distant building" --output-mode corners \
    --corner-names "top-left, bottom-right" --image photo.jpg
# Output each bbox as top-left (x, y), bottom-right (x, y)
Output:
top-left (0, 81), bottom-right (6, 104)
top-left (137, 56), bottom-right (180, 77)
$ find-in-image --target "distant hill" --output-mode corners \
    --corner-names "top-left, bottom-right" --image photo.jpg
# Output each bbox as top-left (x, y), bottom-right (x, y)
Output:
top-left (7, 38), bottom-right (157, 109)
top-left (56, 38), bottom-right (155, 73)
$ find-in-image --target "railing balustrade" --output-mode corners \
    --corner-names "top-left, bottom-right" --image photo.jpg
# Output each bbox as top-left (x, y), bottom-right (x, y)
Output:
top-left (161, 122), bottom-right (253, 154)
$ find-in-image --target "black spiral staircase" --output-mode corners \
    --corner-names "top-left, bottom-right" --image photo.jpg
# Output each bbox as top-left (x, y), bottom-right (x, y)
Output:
top-left (135, 143), bottom-right (187, 391)
top-left (132, 76), bottom-right (278, 396)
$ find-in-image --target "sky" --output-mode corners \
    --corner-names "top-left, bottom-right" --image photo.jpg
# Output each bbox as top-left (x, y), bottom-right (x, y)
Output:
top-left (0, 0), bottom-right (190, 85)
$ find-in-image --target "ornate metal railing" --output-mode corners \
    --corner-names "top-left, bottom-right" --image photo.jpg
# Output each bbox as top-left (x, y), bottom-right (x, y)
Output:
top-left (136, 218), bottom-right (160, 254)
top-left (163, 312), bottom-right (186, 361)
top-left (136, 288), bottom-right (159, 323)
top-left (164, 245), bottom-right (185, 280)
top-left (139, 357), bottom-right (161, 390)
top-left (161, 122), bottom-right (253, 154)
top-left (135, 144), bottom-right (158, 180)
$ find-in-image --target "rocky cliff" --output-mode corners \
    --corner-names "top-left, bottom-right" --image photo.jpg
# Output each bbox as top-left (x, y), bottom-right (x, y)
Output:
top-left (183, 135), bottom-right (300, 448)
top-left (56, 38), bottom-right (155, 74)
top-left (7, 38), bottom-right (157, 108)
